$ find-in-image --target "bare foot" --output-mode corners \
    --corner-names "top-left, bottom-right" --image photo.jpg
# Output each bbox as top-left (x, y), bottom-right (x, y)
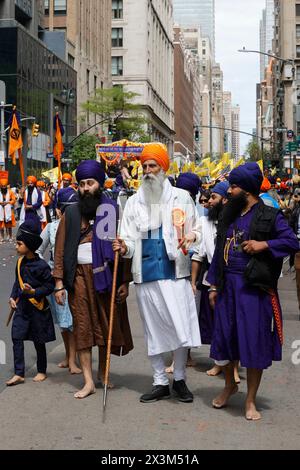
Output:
top-left (33, 373), bottom-right (47, 383)
top-left (245, 401), bottom-right (262, 421)
top-left (69, 365), bottom-right (82, 375)
top-left (6, 375), bottom-right (25, 386)
top-left (58, 359), bottom-right (69, 369)
top-left (234, 368), bottom-right (241, 384)
top-left (74, 383), bottom-right (96, 399)
top-left (212, 384), bottom-right (238, 409)
top-left (97, 371), bottom-right (114, 389)
top-left (207, 365), bottom-right (222, 377)
top-left (165, 362), bottom-right (174, 374)
top-left (186, 357), bottom-right (196, 367)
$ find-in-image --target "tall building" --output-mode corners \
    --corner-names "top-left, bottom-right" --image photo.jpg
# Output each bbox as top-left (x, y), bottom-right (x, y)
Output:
top-left (42, 0), bottom-right (112, 133)
top-left (223, 91), bottom-right (232, 154)
top-left (212, 63), bottom-right (224, 156)
top-left (173, 0), bottom-right (215, 60)
top-left (111, 0), bottom-right (174, 150)
top-left (231, 105), bottom-right (240, 161)
top-left (0, 0), bottom-right (76, 179)
top-left (259, 0), bottom-right (275, 81)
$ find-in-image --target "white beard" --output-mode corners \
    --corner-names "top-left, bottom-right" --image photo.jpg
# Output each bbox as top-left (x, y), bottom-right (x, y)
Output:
top-left (142, 171), bottom-right (166, 207)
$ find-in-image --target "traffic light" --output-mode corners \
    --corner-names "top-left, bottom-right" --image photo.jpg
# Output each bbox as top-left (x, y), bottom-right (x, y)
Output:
top-left (32, 123), bottom-right (40, 137)
top-left (195, 128), bottom-right (200, 142)
top-left (108, 123), bottom-right (113, 135)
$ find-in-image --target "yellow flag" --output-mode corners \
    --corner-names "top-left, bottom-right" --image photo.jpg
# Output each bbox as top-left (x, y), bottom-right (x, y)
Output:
top-left (234, 158), bottom-right (245, 168)
top-left (221, 153), bottom-right (230, 167)
top-left (257, 160), bottom-right (264, 172)
top-left (201, 157), bottom-right (211, 168)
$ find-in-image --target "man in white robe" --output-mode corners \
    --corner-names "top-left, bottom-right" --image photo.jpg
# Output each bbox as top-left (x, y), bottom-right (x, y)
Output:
top-left (113, 143), bottom-right (201, 403)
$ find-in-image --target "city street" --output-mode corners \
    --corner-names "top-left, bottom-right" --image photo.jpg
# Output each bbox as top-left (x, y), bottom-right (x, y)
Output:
top-left (0, 241), bottom-right (300, 450)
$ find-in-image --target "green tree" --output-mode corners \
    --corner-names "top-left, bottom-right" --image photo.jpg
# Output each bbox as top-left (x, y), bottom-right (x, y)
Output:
top-left (81, 87), bottom-right (150, 142)
top-left (68, 134), bottom-right (100, 171)
top-left (245, 140), bottom-right (268, 162)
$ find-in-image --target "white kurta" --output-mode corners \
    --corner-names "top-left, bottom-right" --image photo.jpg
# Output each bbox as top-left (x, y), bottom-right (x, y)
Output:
top-left (135, 279), bottom-right (201, 356)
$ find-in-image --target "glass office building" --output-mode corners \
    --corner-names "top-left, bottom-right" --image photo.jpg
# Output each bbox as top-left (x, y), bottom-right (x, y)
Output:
top-left (173, 0), bottom-right (215, 59)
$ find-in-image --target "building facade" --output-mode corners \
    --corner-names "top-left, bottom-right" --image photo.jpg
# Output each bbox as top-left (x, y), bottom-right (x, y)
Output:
top-left (0, 0), bottom-right (76, 179)
top-left (212, 63), bottom-right (224, 157)
top-left (260, 0), bottom-right (275, 81)
top-left (42, 0), bottom-right (112, 134)
top-left (111, 0), bottom-right (174, 151)
top-left (231, 105), bottom-right (241, 161)
top-left (173, 0), bottom-right (215, 60)
top-left (223, 91), bottom-right (232, 154)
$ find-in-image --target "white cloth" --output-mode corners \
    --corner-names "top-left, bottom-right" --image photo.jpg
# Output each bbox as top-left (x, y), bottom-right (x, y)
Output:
top-left (77, 243), bottom-right (93, 264)
top-left (0, 190), bottom-right (12, 223)
top-left (192, 216), bottom-right (217, 286)
top-left (150, 348), bottom-right (188, 386)
top-left (135, 279), bottom-right (201, 356)
top-left (19, 188), bottom-right (43, 224)
top-left (120, 179), bottom-right (202, 283)
top-left (39, 192), bottom-right (47, 223)
top-left (37, 219), bottom-right (60, 270)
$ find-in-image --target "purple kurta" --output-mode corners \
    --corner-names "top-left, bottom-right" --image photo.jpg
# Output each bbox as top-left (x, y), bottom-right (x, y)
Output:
top-left (207, 205), bottom-right (299, 370)
top-left (23, 189), bottom-right (42, 232)
top-left (199, 286), bottom-right (214, 345)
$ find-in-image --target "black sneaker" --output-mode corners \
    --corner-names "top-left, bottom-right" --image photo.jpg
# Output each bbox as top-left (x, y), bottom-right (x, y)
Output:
top-left (140, 385), bottom-right (171, 403)
top-left (172, 380), bottom-right (194, 403)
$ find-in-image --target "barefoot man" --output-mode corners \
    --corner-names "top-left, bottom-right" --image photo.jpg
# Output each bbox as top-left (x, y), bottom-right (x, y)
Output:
top-left (53, 160), bottom-right (133, 399)
top-left (207, 162), bottom-right (298, 420)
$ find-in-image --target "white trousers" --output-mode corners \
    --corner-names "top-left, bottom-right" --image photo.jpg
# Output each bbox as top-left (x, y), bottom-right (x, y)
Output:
top-left (215, 360), bottom-right (230, 367)
top-left (149, 347), bottom-right (188, 386)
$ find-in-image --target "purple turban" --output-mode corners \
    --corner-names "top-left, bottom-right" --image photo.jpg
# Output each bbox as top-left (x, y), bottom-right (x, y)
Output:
top-left (176, 173), bottom-right (201, 198)
top-left (229, 162), bottom-right (263, 196)
top-left (76, 160), bottom-right (106, 187)
top-left (57, 187), bottom-right (78, 213)
top-left (212, 181), bottom-right (229, 198)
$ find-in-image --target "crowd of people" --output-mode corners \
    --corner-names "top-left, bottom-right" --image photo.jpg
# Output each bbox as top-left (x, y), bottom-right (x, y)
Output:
top-left (2, 143), bottom-right (300, 422)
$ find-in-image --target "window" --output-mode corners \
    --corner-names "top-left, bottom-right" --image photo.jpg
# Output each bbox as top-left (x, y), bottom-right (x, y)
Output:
top-left (54, 0), bottom-right (67, 14)
top-left (111, 56), bottom-right (123, 76)
top-left (297, 46), bottom-right (300, 58)
top-left (112, 28), bottom-right (123, 47)
top-left (112, 0), bottom-right (123, 19)
top-left (297, 66), bottom-right (300, 81)
top-left (68, 54), bottom-right (75, 68)
top-left (296, 4), bottom-right (300, 16)
top-left (44, 0), bottom-right (49, 14)
top-left (297, 25), bottom-right (300, 39)
top-left (86, 69), bottom-right (90, 93)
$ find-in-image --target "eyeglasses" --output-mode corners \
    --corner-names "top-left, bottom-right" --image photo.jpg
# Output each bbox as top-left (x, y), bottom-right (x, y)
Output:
top-left (200, 199), bottom-right (209, 203)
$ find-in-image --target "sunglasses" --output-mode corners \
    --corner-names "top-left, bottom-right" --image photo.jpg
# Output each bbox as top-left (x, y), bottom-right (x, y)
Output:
top-left (200, 199), bottom-right (209, 203)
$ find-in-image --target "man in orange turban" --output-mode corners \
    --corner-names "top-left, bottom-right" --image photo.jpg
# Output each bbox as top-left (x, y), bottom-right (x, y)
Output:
top-left (113, 142), bottom-right (201, 404)
top-left (19, 175), bottom-right (43, 231)
top-left (62, 173), bottom-right (73, 189)
top-left (260, 177), bottom-right (280, 209)
top-left (37, 181), bottom-right (51, 230)
top-left (0, 177), bottom-right (16, 242)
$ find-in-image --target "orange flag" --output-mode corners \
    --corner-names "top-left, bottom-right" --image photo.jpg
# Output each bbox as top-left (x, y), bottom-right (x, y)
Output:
top-left (53, 114), bottom-right (64, 187)
top-left (9, 109), bottom-right (23, 166)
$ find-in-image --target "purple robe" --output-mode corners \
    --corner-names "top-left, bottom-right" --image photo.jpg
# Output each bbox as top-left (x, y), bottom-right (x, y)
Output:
top-left (21, 188), bottom-right (43, 232)
top-left (199, 285), bottom-right (214, 345)
top-left (207, 205), bottom-right (299, 370)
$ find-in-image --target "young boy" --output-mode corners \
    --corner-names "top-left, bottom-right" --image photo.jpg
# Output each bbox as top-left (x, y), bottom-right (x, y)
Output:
top-left (6, 220), bottom-right (56, 386)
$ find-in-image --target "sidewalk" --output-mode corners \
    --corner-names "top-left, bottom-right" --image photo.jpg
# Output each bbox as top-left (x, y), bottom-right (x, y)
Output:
top-left (0, 274), bottom-right (300, 450)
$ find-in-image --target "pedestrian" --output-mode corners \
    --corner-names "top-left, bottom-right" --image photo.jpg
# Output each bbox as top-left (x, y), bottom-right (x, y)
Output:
top-left (0, 175), bottom-right (16, 243)
top-left (19, 176), bottom-right (43, 232)
top-left (53, 160), bottom-right (133, 399)
top-left (6, 220), bottom-right (56, 386)
top-left (37, 180), bottom-right (52, 230)
top-left (207, 162), bottom-right (299, 420)
top-left (113, 143), bottom-right (201, 403)
top-left (37, 187), bottom-right (81, 375)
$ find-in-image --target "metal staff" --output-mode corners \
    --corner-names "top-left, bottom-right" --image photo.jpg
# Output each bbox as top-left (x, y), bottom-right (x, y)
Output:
top-left (103, 250), bottom-right (120, 412)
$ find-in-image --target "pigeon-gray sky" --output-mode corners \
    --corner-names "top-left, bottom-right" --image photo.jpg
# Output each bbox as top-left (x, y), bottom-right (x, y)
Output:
top-left (216, 0), bottom-right (265, 154)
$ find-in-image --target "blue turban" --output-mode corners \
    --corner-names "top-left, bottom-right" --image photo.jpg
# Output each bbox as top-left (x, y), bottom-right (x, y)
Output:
top-left (16, 220), bottom-right (43, 253)
top-left (229, 162), bottom-right (263, 196)
top-left (212, 181), bottom-right (229, 198)
top-left (176, 173), bottom-right (201, 198)
top-left (76, 160), bottom-right (106, 187)
top-left (57, 187), bottom-right (78, 213)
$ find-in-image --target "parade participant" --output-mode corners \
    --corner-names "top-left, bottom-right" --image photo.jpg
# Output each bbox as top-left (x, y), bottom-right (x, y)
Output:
top-left (191, 181), bottom-right (235, 378)
top-left (62, 173), bottom-right (73, 189)
top-left (113, 143), bottom-right (201, 403)
top-left (37, 181), bottom-right (51, 230)
top-left (37, 187), bottom-right (81, 375)
top-left (6, 220), bottom-right (55, 386)
top-left (19, 176), bottom-right (43, 231)
top-left (176, 172), bottom-right (201, 203)
top-left (207, 162), bottom-right (299, 420)
top-left (0, 176), bottom-right (16, 243)
top-left (260, 177), bottom-right (280, 209)
top-left (198, 190), bottom-right (211, 217)
top-left (53, 160), bottom-right (133, 399)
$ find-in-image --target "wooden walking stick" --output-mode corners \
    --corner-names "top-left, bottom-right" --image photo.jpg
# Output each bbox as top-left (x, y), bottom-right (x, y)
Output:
top-left (103, 250), bottom-right (120, 412)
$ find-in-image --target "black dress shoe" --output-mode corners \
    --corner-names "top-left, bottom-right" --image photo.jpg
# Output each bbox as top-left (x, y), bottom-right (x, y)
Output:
top-left (172, 380), bottom-right (194, 403)
top-left (140, 385), bottom-right (171, 403)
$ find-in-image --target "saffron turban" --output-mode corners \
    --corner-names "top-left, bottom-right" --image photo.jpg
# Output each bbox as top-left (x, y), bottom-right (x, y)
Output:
top-left (212, 181), bottom-right (229, 198)
top-left (260, 177), bottom-right (271, 193)
top-left (176, 173), bottom-right (201, 198)
top-left (0, 178), bottom-right (8, 187)
top-left (27, 176), bottom-right (37, 185)
top-left (36, 180), bottom-right (46, 188)
top-left (76, 160), bottom-right (106, 187)
top-left (62, 173), bottom-right (72, 181)
top-left (140, 143), bottom-right (170, 172)
top-left (229, 162), bottom-right (263, 196)
top-left (16, 220), bottom-right (43, 253)
top-left (104, 179), bottom-right (114, 189)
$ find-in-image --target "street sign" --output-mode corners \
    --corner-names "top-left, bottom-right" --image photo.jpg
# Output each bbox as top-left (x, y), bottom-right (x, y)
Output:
top-left (285, 142), bottom-right (298, 152)
top-left (47, 152), bottom-right (54, 159)
top-left (0, 150), bottom-right (5, 164)
top-left (61, 158), bottom-right (72, 163)
top-left (276, 128), bottom-right (287, 133)
top-left (287, 129), bottom-right (294, 140)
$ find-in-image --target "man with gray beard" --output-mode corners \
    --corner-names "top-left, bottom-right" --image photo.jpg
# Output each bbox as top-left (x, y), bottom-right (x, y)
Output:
top-left (113, 143), bottom-right (201, 403)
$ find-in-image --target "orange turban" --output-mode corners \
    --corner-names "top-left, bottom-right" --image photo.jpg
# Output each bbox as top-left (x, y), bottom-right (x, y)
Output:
top-left (0, 178), bottom-right (8, 187)
top-left (140, 143), bottom-right (170, 172)
top-left (62, 173), bottom-right (72, 181)
top-left (37, 180), bottom-right (46, 188)
top-left (27, 176), bottom-right (37, 185)
top-left (104, 179), bottom-right (114, 189)
top-left (260, 177), bottom-right (271, 193)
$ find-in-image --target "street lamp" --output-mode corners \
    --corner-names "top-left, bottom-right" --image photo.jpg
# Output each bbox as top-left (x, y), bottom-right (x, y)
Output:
top-left (60, 86), bottom-right (75, 145)
top-left (238, 47), bottom-right (294, 65)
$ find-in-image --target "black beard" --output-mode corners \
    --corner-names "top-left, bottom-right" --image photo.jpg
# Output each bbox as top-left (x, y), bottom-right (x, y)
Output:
top-left (208, 201), bottom-right (223, 222)
top-left (1, 188), bottom-right (7, 196)
top-left (78, 189), bottom-right (102, 219)
top-left (220, 191), bottom-right (248, 228)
